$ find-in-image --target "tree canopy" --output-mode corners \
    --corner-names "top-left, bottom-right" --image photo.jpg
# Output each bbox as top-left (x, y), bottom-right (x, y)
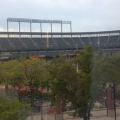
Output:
top-left (0, 96), bottom-right (30, 120)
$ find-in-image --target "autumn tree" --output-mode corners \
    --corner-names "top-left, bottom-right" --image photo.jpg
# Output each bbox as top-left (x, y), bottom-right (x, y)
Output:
top-left (21, 57), bottom-right (50, 120)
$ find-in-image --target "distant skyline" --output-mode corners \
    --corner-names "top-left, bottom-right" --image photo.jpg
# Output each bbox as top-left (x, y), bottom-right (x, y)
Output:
top-left (0, 0), bottom-right (120, 32)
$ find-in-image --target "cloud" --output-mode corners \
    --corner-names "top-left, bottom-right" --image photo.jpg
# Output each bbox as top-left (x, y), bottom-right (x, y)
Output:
top-left (0, 27), bottom-right (6, 32)
top-left (0, 0), bottom-right (120, 31)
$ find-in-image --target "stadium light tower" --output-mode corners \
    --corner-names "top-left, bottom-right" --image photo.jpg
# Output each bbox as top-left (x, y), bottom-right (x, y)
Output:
top-left (7, 18), bottom-right (72, 37)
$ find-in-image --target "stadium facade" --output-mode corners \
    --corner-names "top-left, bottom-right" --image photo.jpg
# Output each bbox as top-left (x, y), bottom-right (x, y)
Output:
top-left (0, 18), bottom-right (120, 59)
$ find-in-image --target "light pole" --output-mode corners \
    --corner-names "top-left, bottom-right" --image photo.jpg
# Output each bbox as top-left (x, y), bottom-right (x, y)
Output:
top-left (113, 82), bottom-right (117, 120)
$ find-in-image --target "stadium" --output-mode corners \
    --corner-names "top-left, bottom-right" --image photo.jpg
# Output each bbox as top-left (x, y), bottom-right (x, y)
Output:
top-left (1, 18), bottom-right (120, 120)
top-left (0, 18), bottom-right (120, 60)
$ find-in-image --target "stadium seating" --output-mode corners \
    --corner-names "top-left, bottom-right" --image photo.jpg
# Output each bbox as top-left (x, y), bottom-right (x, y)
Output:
top-left (0, 35), bottom-right (120, 52)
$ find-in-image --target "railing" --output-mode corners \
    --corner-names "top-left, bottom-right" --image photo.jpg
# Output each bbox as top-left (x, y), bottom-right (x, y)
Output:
top-left (0, 30), bottom-right (120, 38)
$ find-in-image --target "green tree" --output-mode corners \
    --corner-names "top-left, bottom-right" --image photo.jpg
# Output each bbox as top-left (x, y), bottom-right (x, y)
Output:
top-left (49, 57), bottom-right (77, 103)
top-left (0, 60), bottom-right (24, 92)
top-left (49, 57), bottom-right (78, 119)
top-left (72, 47), bottom-right (93, 120)
top-left (49, 47), bottom-right (93, 120)
top-left (91, 53), bottom-right (120, 103)
top-left (0, 96), bottom-right (30, 120)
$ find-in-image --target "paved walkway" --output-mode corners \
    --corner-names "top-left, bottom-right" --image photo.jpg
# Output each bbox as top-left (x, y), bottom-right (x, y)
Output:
top-left (27, 109), bottom-right (120, 120)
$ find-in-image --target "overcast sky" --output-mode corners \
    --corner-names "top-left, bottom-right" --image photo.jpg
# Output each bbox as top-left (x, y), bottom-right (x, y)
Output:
top-left (0, 0), bottom-right (120, 32)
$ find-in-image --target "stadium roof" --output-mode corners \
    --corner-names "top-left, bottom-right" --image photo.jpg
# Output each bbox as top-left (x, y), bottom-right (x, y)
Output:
top-left (0, 30), bottom-right (120, 36)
